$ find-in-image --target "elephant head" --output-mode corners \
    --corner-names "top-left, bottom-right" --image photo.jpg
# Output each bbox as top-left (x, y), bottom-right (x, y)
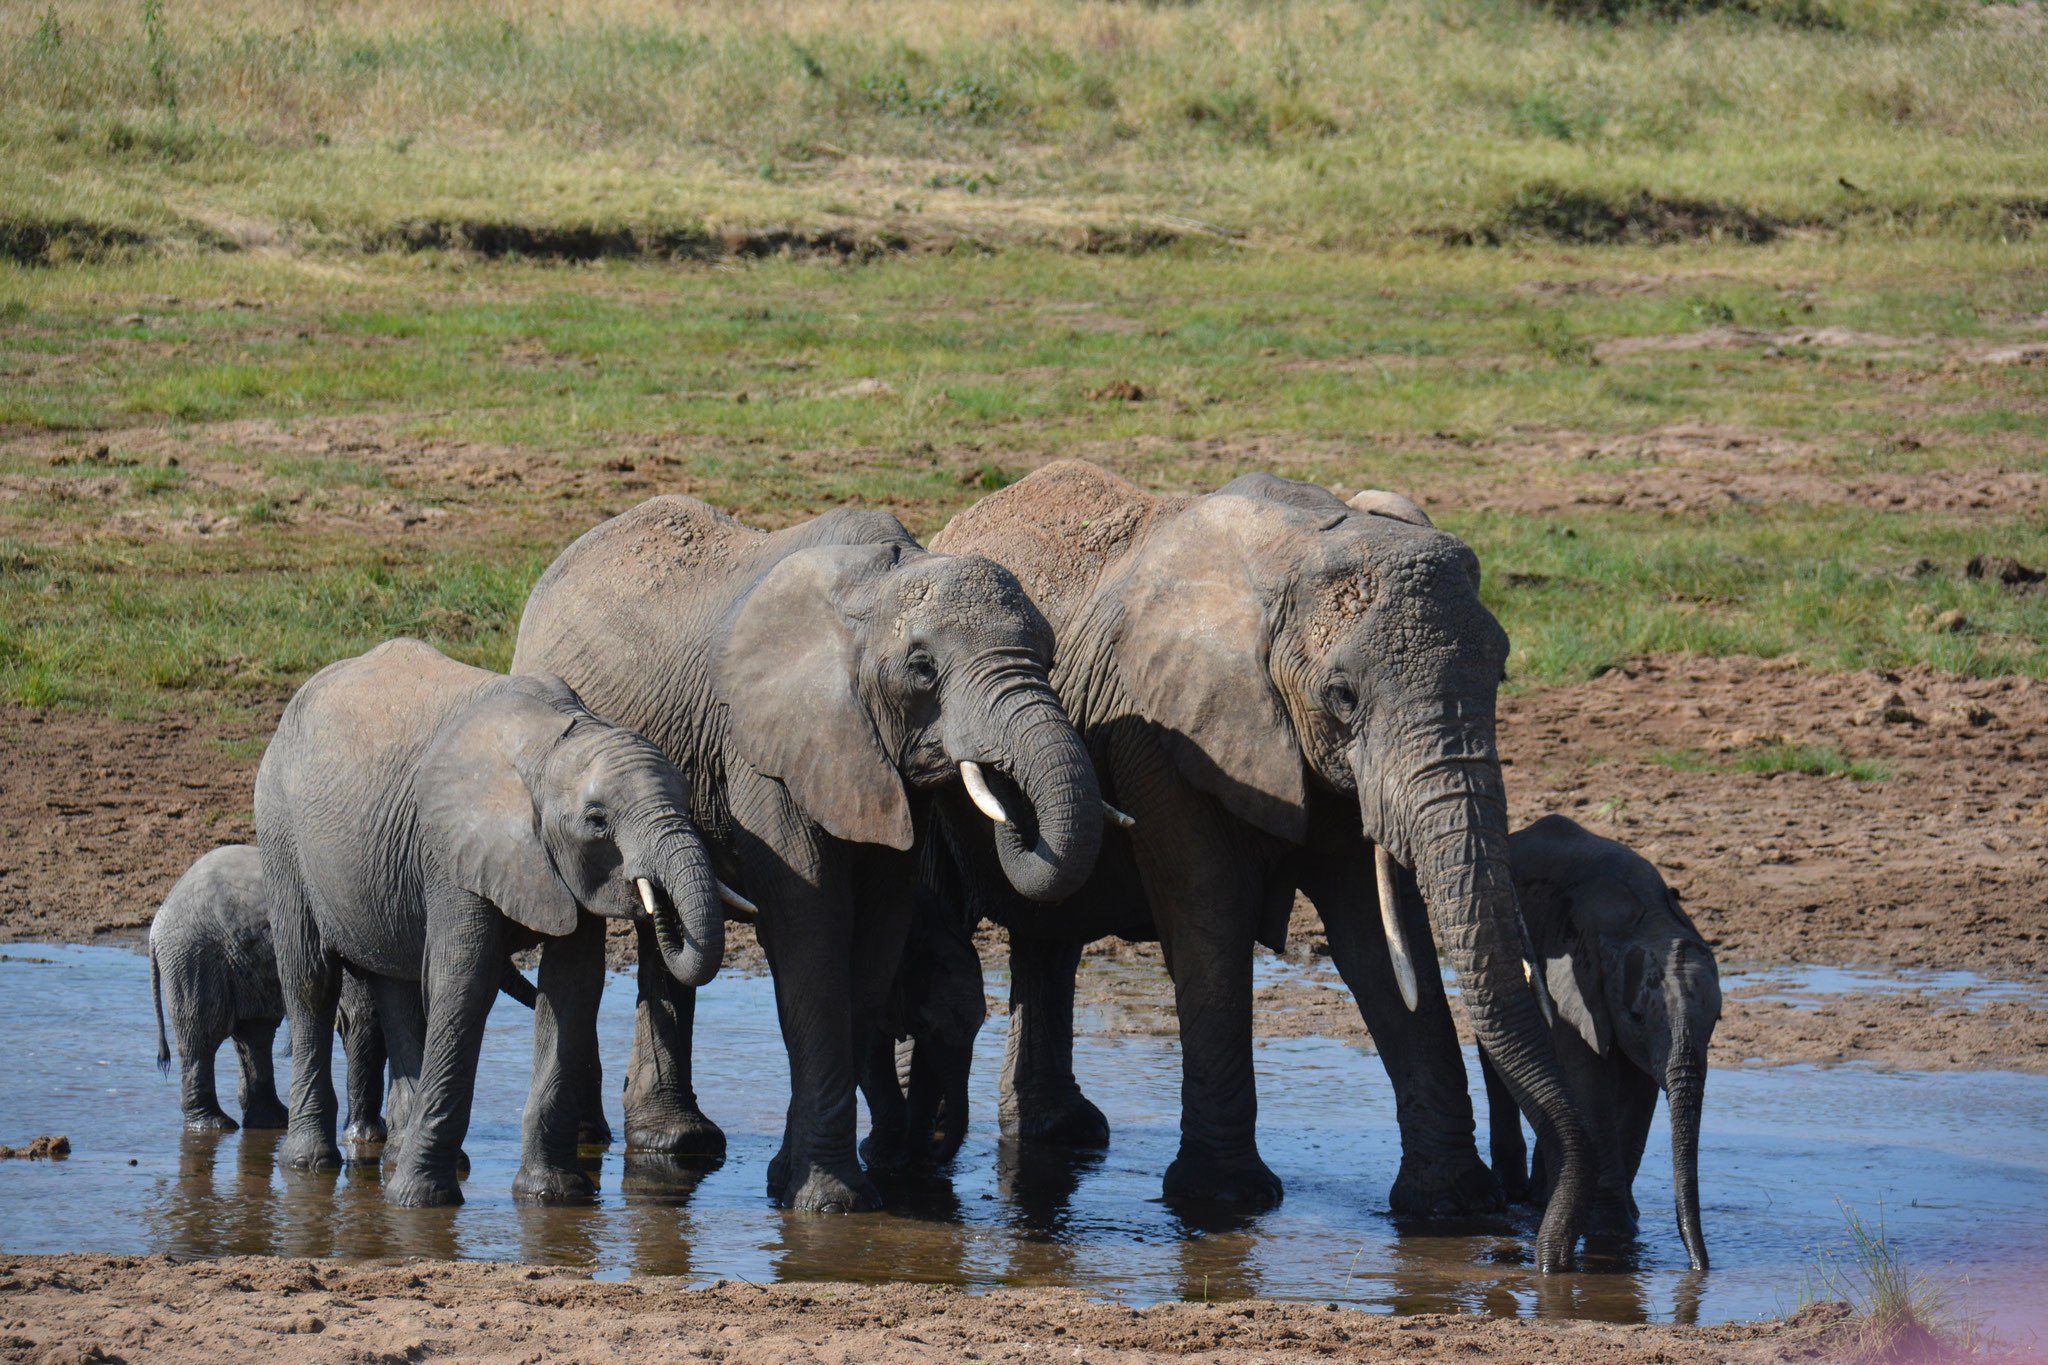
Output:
top-left (414, 676), bottom-right (725, 987)
top-left (1101, 472), bottom-right (1591, 1269)
top-left (716, 542), bottom-right (1102, 902)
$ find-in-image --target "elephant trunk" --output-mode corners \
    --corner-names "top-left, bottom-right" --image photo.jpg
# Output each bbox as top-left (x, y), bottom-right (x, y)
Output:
top-left (1665, 946), bottom-right (1714, 1271)
top-left (635, 818), bottom-right (725, 989)
top-left (974, 673), bottom-right (1102, 903)
top-left (1369, 745), bottom-right (1591, 1272)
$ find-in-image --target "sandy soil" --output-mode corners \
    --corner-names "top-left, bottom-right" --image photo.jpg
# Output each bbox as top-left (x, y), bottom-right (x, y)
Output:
top-left (5, 651), bottom-right (2044, 1073)
top-left (0, 1254), bottom-right (1866, 1365)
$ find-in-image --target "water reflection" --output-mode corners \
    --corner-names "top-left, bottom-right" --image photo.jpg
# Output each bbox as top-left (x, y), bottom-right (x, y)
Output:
top-left (5, 943), bottom-right (2048, 1340)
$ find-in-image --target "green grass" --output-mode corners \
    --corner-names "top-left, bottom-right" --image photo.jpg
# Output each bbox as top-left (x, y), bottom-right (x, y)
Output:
top-left (4, 235), bottom-right (2046, 715)
top-left (1649, 744), bottom-right (1892, 780)
top-left (1801, 1200), bottom-right (1983, 1361)
top-left (2, 0), bottom-right (2045, 260)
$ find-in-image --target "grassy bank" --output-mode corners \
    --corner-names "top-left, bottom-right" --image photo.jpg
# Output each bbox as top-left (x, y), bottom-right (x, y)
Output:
top-left (4, 236), bottom-right (2044, 717)
top-left (4, 0), bottom-right (2047, 260)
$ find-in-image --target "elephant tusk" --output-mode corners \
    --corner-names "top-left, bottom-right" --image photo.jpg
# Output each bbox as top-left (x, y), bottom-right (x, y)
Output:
top-left (1103, 801), bottom-right (1136, 830)
top-left (959, 760), bottom-right (1011, 825)
top-left (1376, 844), bottom-right (1421, 1013)
top-left (637, 877), bottom-right (659, 918)
top-left (717, 880), bottom-right (759, 922)
top-left (1525, 957), bottom-right (1558, 1029)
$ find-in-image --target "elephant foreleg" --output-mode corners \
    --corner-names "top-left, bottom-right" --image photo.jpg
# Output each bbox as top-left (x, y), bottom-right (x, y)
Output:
top-left (1304, 842), bottom-right (1502, 1216)
top-left (382, 900), bottom-right (499, 1207)
top-left (231, 1017), bottom-right (289, 1130)
top-left (1478, 1046), bottom-right (1531, 1203)
top-left (999, 933), bottom-right (1107, 1148)
top-left (178, 1029), bottom-right (237, 1132)
top-left (622, 918), bottom-right (724, 1158)
top-left (272, 885), bottom-right (343, 1172)
top-left (514, 914), bottom-right (605, 1202)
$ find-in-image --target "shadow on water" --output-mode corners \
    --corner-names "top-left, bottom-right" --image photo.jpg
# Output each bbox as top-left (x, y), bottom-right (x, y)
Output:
top-left (3, 944), bottom-right (2046, 1338)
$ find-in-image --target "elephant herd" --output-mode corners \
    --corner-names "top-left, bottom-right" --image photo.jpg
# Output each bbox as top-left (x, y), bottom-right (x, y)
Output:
top-left (147, 459), bottom-right (1722, 1274)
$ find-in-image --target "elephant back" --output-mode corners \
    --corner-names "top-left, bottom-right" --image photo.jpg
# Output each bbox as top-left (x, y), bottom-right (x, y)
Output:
top-left (933, 459), bottom-right (1186, 633)
top-left (152, 843), bottom-right (282, 1019)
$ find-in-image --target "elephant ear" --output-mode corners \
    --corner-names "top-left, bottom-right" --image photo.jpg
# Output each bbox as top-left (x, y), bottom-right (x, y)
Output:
top-left (1544, 905), bottom-right (1613, 1058)
top-left (415, 685), bottom-right (581, 937)
top-left (1106, 496), bottom-right (1306, 842)
top-left (717, 544), bottom-right (914, 851)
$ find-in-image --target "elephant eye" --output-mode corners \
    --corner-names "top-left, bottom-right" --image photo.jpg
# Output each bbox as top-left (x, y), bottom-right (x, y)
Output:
top-left (584, 804), bottom-right (610, 835)
top-left (906, 650), bottom-right (938, 689)
top-left (1324, 679), bottom-right (1358, 717)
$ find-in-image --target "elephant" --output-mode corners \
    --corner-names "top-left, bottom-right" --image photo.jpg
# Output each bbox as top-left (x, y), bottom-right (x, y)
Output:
top-left (914, 460), bottom-right (1592, 1270)
top-left (513, 496), bottom-right (1104, 1212)
top-left (256, 637), bottom-right (729, 1207)
top-left (149, 843), bottom-right (540, 1143)
top-left (1480, 814), bottom-right (1720, 1271)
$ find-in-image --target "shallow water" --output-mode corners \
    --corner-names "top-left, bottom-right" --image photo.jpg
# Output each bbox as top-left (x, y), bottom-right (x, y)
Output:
top-left (1722, 963), bottom-right (2048, 1012)
top-left (2, 944), bottom-right (2045, 1336)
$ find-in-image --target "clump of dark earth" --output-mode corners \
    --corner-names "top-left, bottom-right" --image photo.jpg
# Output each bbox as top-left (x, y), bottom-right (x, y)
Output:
top-left (0, 1135), bottom-right (71, 1160)
top-left (1966, 555), bottom-right (2044, 591)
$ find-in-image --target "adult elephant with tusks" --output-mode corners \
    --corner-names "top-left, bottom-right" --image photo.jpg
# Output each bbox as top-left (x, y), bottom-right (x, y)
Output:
top-left (513, 496), bottom-right (1103, 1213)
top-left (257, 639), bottom-right (730, 1207)
top-left (924, 460), bottom-right (1593, 1271)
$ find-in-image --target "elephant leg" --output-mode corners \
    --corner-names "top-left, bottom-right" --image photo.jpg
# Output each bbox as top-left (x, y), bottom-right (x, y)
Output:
top-left (1552, 1029), bottom-right (1633, 1240)
top-left (1149, 875), bottom-right (1281, 1209)
top-left (622, 918), bottom-right (724, 1158)
top-left (514, 914), bottom-right (605, 1202)
top-left (369, 973), bottom-right (425, 1167)
top-left (383, 912), bottom-right (499, 1207)
top-left (340, 972), bottom-right (390, 1152)
top-left (908, 1030), bottom-right (975, 1165)
top-left (857, 1023), bottom-right (913, 1173)
top-left (1615, 1064), bottom-right (1659, 1230)
top-left (273, 890), bottom-right (343, 1172)
top-left (179, 1029), bottom-right (238, 1132)
top-left (232, 1017), bottom-right (289, 1130)
top-left (848, 861), bottom-right (921, 1175)
top-left (1303, 844), bottom-right (1501, 1216)
top-left (1478, 1046), bottom-right (1531, 1204)
top-left (998, 933), bottom-right (1108, 1148)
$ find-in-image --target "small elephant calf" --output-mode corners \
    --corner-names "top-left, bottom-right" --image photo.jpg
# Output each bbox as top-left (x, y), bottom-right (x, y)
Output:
top-left (1481, 815), bottom-right (1721, 1271)
top-left (150, 843), bottom-right (536, 1141)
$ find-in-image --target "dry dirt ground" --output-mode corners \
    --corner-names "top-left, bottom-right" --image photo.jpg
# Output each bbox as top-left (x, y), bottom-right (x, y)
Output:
top-left (0, 1254), bottom-right (1876, 1365)
top-left (4, 652), bottom-right (2044, 1072)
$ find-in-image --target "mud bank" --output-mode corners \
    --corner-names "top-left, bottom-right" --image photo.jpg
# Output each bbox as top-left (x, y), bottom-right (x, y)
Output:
top-left (0, 1255), bottom-right (1847, 1364)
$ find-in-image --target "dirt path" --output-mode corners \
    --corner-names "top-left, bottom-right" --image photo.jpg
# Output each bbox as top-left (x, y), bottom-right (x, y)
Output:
top-left (0, 1254), bottom-right (1849, 1364)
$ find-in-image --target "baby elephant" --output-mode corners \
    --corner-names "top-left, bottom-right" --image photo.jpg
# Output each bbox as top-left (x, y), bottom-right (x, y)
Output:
top-left (150, 843), bottom-right (538, 1141)
top-left (258, 639), bottom-right (729, 1206)
top-left (1481, 815), bottom-right (1721, 1271)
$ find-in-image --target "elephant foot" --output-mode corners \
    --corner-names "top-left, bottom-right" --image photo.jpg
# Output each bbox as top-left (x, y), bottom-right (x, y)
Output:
top-left (1390, 1153), bottom-right (1506, 1218)
top-left (1495, 1163), bottom-right (1533, 1206)
top-left (774, 1159), bottom-right (883, 1214)
top-left (1586, 1193), bottom-right (1641, 1241)
top-left (343, 1116), bottom-right (389, 1147)
top-left (513, 1164), bottom-right (598, 1204)
top-left (1003, 1091), bottom-right (1110, 1149)
top-left (183, 1110), bottom-right (240, 1134)
top-left (384, 1166), bottom-right (464, 1207)
top-left (626, 1111), bottom-right (727, 1161)
top-left (858, 1127), bottom-right (914, 1175)
top-left (279, 1128), bottom-right (342, 1171)
top-left (577, 1114), bottom-right (615, 1149)
top-left (1162, 1147), bottom-right (1284, 1210)
top-left (241, 1101), bottom-right (290, 1131)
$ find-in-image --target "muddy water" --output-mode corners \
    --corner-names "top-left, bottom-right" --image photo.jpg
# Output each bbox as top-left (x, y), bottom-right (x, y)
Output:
top-left (3, 945), bottom-right (2045, 1336)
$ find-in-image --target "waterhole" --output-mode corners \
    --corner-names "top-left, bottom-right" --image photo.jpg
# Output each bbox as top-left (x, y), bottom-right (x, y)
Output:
top-left (2, 944), bottom-right (2043, 1336)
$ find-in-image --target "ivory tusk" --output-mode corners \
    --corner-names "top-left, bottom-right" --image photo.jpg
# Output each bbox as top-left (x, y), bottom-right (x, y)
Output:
top-left (637, 877), bottom-right (658, 918)
top-left (1103, 802), bottom-right (1136, 830)
top-left (959, 760), bottom-right (1011, 825)
top-left (1525, 958), bottom-right (1558, 1029)
top-left (1376, 844), bottom-right (1421, 1013)
top-left (717, 880), bottom-right (759, 922)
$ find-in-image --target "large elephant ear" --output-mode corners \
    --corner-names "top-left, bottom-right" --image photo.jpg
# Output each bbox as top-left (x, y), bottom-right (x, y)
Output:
top-left (1106, 496), bottom-right (1307, 842)
top-left (1543, 901), bottom-right (1613, 1058)
top-left (716, 544), bottom-right (914, 851)
top-left (415, 686), bottom-right (581, 937)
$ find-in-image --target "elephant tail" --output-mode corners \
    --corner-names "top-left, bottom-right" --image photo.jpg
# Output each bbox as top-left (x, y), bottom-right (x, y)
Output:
top-left (151, 947), bottom-right (171, 1074)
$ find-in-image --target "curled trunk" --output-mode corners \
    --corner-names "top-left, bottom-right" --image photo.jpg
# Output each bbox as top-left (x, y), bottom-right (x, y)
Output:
top-left (980, 681), bottom-right (1102, 903)
top-left (638, 821), bottom-right (725, 988)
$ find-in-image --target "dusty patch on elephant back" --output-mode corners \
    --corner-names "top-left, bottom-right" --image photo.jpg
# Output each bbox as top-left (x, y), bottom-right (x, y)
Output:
top-left (0, 1252), bottom-right (1808, 1363)
top-left (0, 703), bottom-right (271, 943)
